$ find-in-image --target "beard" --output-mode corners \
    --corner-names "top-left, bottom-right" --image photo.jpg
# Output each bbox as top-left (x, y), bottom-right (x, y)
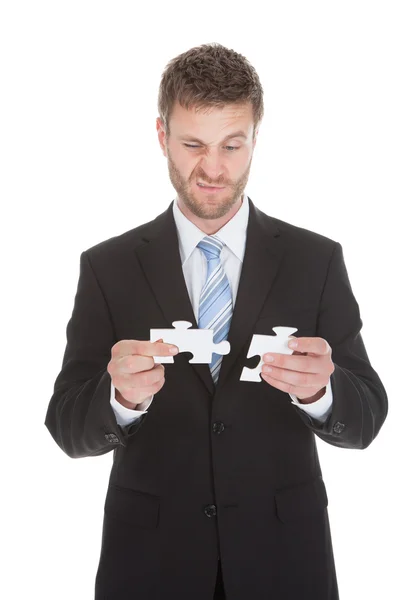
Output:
top-left (166, 146), bottom-right (252, 220)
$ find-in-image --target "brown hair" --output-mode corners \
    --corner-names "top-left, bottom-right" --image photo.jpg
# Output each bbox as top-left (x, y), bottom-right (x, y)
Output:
top-left (157, 43), bottom-right (264, 141)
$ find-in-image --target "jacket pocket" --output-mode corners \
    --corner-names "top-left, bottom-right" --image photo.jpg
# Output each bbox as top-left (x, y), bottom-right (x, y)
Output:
top-left (104, 484), bottom-right (160, 528)
top-left (274, 476), bottom-right (328, 523)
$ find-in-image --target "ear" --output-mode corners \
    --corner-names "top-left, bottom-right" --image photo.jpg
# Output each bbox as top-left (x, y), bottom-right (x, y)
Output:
top-left (156, 117), bottom-right (167, 157)
top-left (253, 129), bottom-right (259, 147)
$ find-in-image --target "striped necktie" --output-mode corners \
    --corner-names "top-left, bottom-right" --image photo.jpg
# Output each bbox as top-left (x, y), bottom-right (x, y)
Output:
top-left (197, 235), bottom-right (233, 384)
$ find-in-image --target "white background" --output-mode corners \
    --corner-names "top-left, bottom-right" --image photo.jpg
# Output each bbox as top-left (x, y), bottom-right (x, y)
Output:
top-left (1, 1), bottom-right (408, 598)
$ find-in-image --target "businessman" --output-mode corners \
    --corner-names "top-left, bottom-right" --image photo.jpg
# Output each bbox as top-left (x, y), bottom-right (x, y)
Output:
top-left (45, 43), bottom-right (388, 599)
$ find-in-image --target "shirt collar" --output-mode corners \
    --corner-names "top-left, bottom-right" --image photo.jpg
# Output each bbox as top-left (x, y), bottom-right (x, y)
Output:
top-left (172, 194), bottom-right (249, 266)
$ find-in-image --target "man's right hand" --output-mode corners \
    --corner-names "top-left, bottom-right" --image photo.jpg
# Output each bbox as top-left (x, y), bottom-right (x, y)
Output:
top-left (107, 338), bottom-right (179, 410)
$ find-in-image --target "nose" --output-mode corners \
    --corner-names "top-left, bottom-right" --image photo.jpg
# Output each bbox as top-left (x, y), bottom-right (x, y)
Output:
top-left (198, 151), bottom-right (226, 184)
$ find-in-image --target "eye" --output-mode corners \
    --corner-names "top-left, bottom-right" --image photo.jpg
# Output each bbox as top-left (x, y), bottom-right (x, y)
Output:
top-left (183, 144), bottom-right (240, 152)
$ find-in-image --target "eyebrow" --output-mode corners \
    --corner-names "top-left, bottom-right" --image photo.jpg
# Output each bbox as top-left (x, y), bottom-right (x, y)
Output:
top-left (177, 130), bottom-right (248, 144)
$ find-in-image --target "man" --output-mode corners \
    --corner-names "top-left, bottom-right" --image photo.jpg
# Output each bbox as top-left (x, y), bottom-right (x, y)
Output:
top-left (45, 43), bottom-right (388, 599)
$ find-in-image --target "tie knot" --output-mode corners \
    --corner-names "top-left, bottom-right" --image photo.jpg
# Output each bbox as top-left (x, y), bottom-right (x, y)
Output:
top-left (197, 235), bottom-right (224, 261)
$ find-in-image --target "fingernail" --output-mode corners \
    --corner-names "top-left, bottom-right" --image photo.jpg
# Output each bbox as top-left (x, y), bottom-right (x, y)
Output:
top-left (169, 346), bottom-right (178, 354)
top-left (289, 339), bottom-right (298, 348)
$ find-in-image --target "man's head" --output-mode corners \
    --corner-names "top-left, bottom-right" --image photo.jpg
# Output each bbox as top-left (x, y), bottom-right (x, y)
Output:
top-left (156, 43), bottom-right (264, 233)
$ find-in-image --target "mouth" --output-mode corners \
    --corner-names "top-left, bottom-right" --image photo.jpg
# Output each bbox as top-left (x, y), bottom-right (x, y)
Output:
top-left (196, 182), bottom-right (226, 193)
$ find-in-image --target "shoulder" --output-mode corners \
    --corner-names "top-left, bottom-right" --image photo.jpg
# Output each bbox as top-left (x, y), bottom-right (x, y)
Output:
top-left (80, 216), bottom-right (158, 264)
top-left (254, 203), bottom-right (340, 257)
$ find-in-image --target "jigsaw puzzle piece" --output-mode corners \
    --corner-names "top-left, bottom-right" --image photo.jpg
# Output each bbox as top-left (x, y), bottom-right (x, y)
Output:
top-left (240, 326), bottom-right (298, 382)
top-left (210, 340), bottom-right (230, 359)
top-left (150, 320), bottom-right (231, 364)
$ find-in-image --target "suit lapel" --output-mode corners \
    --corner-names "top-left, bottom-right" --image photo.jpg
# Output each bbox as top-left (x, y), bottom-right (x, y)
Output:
top-left (134, 197), bottom-right (285, 394)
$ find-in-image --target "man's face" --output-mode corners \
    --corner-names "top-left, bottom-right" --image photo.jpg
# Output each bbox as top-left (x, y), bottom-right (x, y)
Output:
top-left (157, 101), bottom-right (257, 221)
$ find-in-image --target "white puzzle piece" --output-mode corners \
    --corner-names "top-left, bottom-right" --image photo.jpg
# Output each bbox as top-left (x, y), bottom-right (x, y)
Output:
top-left (240, 326), bottom-right (298, 382)
top-left (150, 320), bottom-right (231, 364)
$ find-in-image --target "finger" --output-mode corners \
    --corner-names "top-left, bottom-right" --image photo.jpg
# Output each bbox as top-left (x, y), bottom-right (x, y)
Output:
top-left (117, 364), bottom-right (165, 389)
top-left (260, 371), bottom-right (304, 396)
top-left (112, 338), bottom-right (179, 359)
top-left (260, 371), bottom-right (323, 397)
top-left (117, 354), bottom-right (165, 374)
top-left (132, 363), bottom-right (166, 389)
top-left (288, 337), bottom-right (331, 356)
top-left (262, 352), bottom-right (326, 374)
top-left (261, 364), bottom-right (325, 390)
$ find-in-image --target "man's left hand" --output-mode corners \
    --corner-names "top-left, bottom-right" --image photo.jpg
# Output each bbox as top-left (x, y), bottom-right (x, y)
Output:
top-left (261, 337), bottom-right (335, 404)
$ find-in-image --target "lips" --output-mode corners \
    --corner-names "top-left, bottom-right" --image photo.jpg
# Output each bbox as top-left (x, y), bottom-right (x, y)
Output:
top-left (197, 182), bottom-right (224, 189)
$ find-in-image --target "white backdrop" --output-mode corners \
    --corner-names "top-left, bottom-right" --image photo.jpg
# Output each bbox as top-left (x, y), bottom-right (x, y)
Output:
top-left (1, 1), bottom-right (408, 598)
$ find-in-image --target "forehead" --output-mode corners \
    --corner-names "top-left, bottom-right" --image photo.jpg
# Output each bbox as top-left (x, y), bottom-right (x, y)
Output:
top-left (169, 101), bottom-right (253, 138)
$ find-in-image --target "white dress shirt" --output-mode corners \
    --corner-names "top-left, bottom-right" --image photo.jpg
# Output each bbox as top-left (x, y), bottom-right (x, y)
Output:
top-left (110, 194), bottom-right (333, 428)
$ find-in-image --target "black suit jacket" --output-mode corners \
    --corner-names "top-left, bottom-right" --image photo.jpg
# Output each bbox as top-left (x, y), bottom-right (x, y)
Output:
top-left (45, 197), bottom-right (388, 599)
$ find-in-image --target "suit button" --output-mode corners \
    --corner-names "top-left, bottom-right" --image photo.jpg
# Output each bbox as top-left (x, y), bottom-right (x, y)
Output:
top-left (204, 504), bottom-right (217, 518)
top-left (212, 421), bottom-right (225, 434)
top-left (105, 433), bottom-right (120, 443)
top-left (333, 422), bottom-right (345, 434)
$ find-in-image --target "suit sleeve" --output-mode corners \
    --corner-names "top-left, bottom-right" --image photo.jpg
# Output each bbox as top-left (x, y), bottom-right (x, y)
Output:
top-left (44, 250), bottom-right (147, 458)
top-left (293, 241), bottom-right (388, 449)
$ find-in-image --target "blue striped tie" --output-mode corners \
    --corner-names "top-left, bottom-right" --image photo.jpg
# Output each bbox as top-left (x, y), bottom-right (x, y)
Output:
top-left (197, 235), bottom-right (233, 384)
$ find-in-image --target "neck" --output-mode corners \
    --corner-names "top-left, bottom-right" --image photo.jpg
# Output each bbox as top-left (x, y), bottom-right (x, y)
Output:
top-left (178, 193), bottom-right (243, 235)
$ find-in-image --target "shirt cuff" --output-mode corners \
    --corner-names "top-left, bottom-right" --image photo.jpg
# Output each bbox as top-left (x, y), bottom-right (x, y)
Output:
top-left (110, 382), bottom-right (154, 428)
top-left (289, 381), bottom-right (333, 423)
